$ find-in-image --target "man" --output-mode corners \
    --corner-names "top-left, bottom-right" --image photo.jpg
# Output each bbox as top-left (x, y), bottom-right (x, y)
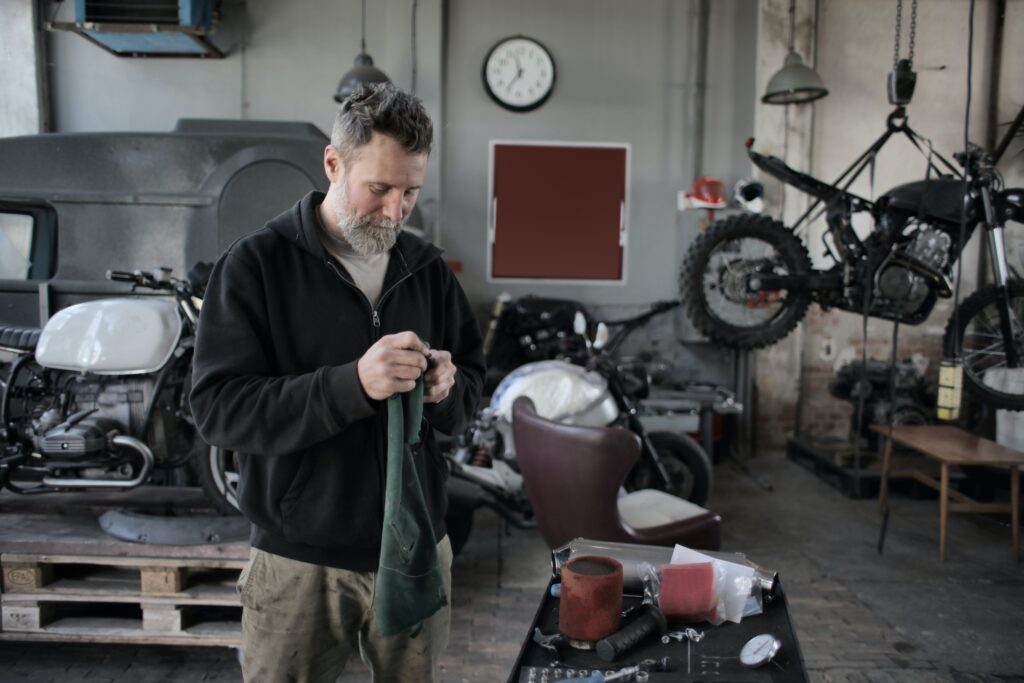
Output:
top-left (189, 83), bottom-right (484, 682)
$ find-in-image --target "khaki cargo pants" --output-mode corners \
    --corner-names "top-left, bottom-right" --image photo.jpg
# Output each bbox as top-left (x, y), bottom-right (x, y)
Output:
top-left (237, 537), bottom-right (453, 683)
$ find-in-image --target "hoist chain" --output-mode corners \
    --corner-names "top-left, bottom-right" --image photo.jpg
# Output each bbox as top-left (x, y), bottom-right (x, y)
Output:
top-left (894, 0), bottom-right (918, 68)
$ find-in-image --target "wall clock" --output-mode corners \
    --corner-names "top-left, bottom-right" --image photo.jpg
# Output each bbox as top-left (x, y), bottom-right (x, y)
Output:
top-left (482, 36), bottom-right (556, 112)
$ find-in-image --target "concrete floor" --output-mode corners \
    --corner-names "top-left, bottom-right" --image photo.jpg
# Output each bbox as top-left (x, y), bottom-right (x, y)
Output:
top-left (1, 455), bottom-right (1023, 682)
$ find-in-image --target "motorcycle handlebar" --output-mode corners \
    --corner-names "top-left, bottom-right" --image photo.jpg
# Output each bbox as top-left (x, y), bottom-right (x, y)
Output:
top-left (106, 270), bottom-right (138, 283)
top-left (105, 268), bottom-right (180, 293)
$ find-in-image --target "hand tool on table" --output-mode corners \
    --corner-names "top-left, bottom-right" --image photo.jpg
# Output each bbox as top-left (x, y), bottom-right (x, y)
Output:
top-left (550, 656), bottom-right (672, 682)
top-left (595, 604), bottom-right (667, 662)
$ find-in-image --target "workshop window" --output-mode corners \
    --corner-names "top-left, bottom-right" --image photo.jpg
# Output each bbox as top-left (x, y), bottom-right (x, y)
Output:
top-left (0, 204), bottom-right (57, 280)
top-left (488, 141), bottom-right (630, 282)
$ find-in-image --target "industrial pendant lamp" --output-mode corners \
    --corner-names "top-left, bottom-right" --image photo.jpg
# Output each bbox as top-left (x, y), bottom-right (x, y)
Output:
top-left (762, 0), bottom-right (828, 105)
top-left (334, 0), bottom-right (390, 103)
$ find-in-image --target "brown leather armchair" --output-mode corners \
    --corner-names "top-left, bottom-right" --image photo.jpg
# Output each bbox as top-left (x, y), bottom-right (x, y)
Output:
top-left (511, 397), bottom-right (721, 550)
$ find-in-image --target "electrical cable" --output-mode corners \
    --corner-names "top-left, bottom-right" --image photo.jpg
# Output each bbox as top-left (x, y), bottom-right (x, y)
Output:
top-left (360, 0), bottom-right (367, 54)
top-left (879, 0), bottom-right (975, 555)
top-left (877, 311), bottom-right (901, 554)
top-left (852, 153), bottom-right (880, 476)
top-left (951, 0), bottom-right (975, 362)
top-left (410, 0), bottom-right (418, 94)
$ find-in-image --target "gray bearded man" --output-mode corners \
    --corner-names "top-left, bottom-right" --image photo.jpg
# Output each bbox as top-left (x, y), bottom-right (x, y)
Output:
top-left (190, 83), bottom-right (485, 683)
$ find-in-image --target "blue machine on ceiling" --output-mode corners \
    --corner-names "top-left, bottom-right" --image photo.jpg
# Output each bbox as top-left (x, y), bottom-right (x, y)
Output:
top-left (46, 0), bottom-right (227, 58)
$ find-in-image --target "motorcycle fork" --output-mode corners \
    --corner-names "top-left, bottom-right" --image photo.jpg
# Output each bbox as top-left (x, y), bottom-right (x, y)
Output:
top-left (983, 188), bottom-right (1021, 367)
top-left (627, 411), bottom-right (673, 489)
top-left (607, 369), bottom-right (673, 489)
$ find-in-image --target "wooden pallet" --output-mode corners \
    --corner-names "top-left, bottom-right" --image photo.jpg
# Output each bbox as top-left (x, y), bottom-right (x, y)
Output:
top-left (1, 527), bottom-right (248, 646)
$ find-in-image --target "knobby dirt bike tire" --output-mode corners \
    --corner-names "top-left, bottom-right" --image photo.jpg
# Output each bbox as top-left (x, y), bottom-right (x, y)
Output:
top-left (944, 280), bottom-right (1024, 411)
top-left (681, 214), bottom-right (813, 350)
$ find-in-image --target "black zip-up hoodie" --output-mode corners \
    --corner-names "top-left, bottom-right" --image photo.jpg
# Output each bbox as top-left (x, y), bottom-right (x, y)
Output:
top-left (189, 191), bottom-right (484, 571)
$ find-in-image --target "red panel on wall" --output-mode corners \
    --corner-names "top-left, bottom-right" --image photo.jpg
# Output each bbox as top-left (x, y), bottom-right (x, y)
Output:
top-left (491, 143), bottom-right (627, 280)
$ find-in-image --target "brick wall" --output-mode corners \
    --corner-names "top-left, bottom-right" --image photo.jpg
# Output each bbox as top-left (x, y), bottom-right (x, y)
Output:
top-left (794, 301), bottom-right (952, 441)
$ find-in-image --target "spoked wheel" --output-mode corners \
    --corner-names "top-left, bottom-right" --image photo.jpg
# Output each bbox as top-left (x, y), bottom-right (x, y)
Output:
top-left (944, 281), bottom-right (1024, 411)
top-left (682, 214), bottom-right (812, 349)
top-left (625, 432), bottom-right (713, 506)
top-left (193, 442), bottom-right (242, 514)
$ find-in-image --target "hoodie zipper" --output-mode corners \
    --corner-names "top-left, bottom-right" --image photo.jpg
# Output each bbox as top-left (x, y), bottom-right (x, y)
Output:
top-left (327, 259), bottom-right (423, 339)
top-left (325, 258), bottom-right (419, 340)
top-left (324, 254), bottom-right (425, 533)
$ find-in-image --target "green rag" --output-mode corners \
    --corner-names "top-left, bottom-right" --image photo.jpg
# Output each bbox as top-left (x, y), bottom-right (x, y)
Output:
top-left (374, 379), bottom-right (448, 637)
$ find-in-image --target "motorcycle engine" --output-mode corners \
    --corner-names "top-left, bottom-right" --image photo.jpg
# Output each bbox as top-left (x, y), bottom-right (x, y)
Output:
top-left (34, 413), bottom-right (121, 459)
top-left (31, 378), bottom-right (154, 460)
top-left (876, 228), bottom-right (951, 314)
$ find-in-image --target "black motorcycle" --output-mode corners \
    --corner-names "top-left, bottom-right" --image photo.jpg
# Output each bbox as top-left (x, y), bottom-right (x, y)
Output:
top-left (682, 117), bottom-right (1024, 410)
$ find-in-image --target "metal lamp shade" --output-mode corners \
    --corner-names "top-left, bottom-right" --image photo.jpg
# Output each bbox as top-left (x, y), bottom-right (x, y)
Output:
top-left (762, 51), bottom-right (828, 105)
top-left (334, 53), bottom-right (391, 103)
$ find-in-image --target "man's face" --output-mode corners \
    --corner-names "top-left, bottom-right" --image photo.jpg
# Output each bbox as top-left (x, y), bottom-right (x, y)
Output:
top-left (324, 132), bottom-right (428, 256)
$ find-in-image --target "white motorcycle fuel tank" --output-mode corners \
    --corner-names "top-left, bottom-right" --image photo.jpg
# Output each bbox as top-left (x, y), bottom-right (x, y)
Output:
top-left (35, 299), bottom-right (182, 374)
top-left (489, 360), bottom-right (620, 460)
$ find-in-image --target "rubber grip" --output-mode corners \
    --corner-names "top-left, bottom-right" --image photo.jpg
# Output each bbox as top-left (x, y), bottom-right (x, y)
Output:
top-left (595, 604), bottom-right (667, 662)
top-left (107, 270), bottom-right (136, 282)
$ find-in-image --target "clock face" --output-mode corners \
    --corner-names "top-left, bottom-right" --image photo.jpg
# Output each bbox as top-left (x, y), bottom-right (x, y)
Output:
top-left (482, 36), bottom-right (555, 112)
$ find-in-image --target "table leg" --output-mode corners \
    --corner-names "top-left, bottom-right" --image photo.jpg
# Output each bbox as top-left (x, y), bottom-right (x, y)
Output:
top-left (940, 463), bottom-right (949, 561)
top-left (879, 437), bottom-right (893, 514)
top-left (1012, 465), bottom-right (1020, 562)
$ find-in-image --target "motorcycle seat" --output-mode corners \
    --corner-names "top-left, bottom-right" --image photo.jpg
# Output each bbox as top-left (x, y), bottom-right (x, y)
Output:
top-left (0, 325), bottom-right (42, 352)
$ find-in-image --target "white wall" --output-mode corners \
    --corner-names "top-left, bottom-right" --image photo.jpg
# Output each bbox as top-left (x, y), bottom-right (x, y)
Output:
top-left (0, 0), bottom-right (46, 136)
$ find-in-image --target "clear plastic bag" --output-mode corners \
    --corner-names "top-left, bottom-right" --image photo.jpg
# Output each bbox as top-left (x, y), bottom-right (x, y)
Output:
top-left (637, 561), bottom-right (727, 625)
top-left (670, 545), bottom-right (762, 624)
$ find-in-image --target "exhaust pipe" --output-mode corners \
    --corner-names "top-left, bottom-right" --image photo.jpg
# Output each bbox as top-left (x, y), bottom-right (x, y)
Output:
top-left (42, 435), bottom-right (155, 489)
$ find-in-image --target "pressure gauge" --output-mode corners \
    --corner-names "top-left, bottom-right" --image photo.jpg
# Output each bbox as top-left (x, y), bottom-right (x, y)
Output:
top-left (740, 633), bottom-right (782, 668)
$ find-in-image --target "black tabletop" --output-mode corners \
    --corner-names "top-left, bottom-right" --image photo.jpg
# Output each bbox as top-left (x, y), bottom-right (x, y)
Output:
top-left (507, 579), bottom-right (808, 683)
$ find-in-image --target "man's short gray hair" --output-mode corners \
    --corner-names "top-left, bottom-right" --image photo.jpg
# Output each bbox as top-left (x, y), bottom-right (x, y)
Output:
top-left (331, 83), bottom-right (433, 166)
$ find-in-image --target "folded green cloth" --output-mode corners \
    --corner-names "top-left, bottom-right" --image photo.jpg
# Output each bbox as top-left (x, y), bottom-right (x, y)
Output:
top-left (375, 379), bottom-right (447, 637)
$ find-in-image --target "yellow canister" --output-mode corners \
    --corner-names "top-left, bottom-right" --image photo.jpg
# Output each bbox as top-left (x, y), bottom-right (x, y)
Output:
top-left (937, 358), bottom-right (963, 421)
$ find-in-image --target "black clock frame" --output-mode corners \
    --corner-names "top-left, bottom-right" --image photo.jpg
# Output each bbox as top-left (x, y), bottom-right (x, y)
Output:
top-left (481, 35), bottom-right (556, 113)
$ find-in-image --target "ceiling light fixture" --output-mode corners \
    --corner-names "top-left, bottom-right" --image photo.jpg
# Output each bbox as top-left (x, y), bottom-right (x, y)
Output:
top-left (762, 0), bottom-right (828, 105)
top-left (334, 0), bottom-right (390, 103)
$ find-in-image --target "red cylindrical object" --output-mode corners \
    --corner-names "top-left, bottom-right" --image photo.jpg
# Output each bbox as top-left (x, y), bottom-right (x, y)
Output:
top-left (559, 556), bottom-right (623, 642)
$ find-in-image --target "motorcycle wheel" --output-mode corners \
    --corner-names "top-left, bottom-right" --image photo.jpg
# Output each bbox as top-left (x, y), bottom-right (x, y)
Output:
top-left (625, 432), bottom-right (713, 506)
top-left (944, 280), bottom-right (1024, 411)
top-left (192, 443), bottom-right (242, 515)
top-left (681, 214), bottom-right (812, 349)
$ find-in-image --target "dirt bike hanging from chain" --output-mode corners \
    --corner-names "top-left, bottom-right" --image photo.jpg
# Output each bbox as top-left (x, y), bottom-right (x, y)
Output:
top-left (680, 106), bottom-right (1024, 410)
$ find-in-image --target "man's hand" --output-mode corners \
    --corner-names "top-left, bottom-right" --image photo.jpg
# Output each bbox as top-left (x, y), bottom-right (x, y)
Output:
top-left (357, 332), bottom-right (429, 400)
top-left (424, 349), bottom-right (457, 404)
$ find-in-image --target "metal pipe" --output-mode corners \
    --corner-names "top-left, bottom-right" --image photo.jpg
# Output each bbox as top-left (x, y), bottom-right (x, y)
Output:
top-left (42, 434), bottom-right (154, 489)
top-left (691, 0), bottom-right (710, 181)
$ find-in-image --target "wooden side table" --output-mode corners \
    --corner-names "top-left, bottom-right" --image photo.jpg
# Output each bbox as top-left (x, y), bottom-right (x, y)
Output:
top-left (872, 425), bottom-right (1022, 561)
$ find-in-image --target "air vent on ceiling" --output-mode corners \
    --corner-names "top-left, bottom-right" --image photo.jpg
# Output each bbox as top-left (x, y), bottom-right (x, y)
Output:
top-left (46, 0), bottom-right (227, 58)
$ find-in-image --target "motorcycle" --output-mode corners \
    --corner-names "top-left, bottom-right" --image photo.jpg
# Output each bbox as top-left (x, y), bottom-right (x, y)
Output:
top-left (682, 116), bottom-right (1024, 410)
top-left (444, 297), bottom-right (739, 554)
top-left (0, 264), bottom-right (239, 513)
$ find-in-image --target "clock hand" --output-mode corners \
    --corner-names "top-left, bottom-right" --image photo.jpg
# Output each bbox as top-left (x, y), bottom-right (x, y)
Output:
top-left (506, 55), bottom-right (524, 91)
